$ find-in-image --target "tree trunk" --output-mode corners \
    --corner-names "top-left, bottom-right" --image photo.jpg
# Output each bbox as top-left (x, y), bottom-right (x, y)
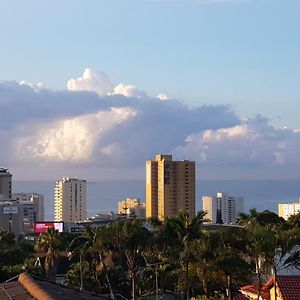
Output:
top-left (274, 266), bottom-right (277, 300)
top-left (79, 253), bottom-right (83, 290)
top-left (99, 252), bottom-right (115, 299)
top-left (132, 274), bottom-right (136, 300)
top-left (185, 261), bottom-right (189, 300)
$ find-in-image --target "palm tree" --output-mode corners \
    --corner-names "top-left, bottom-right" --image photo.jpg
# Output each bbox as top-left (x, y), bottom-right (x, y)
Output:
top-left (104, 219), bottom-right (150, 300)
top-left (34, 227), bottom-right (61, 281)
top-left (67, 235), bottom-right (91, 290)
top-left (163, 211), bottom-right (207, 299)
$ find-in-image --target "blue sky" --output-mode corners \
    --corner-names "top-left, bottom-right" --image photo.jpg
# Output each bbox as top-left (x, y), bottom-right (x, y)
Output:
top-left (0, 0), bottom-right (299, 127)
top-left (0, 0), bottom-right (300, 180)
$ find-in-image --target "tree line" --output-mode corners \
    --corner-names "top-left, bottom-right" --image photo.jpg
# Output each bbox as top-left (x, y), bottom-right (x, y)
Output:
top-left (1, 209), bottom-right (300, 299)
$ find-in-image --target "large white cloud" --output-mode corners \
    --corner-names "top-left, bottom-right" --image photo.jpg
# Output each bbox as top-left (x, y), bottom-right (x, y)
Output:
top-left (174, 117), bottom-right (300, 167)
top-left (0, 68), bottom-right (299, 179)
top-left (15, 107), bottom-right (136, 163)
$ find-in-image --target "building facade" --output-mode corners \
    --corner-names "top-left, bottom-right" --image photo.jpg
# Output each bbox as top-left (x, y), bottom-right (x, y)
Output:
top-left (0, 168), bottom-right (12, 200)
top-left (146, 154), bottom-right (195, 220)
top-left (0, 199), bottom-right (43, 236)
top-left (278, 199), bottom-right (300, 220)
top-left (54, 177), bottom-right (87, 222)
top-left (202, 192), bottom-right (244, 224)
top-left (118, 198), bottom-right (146, 219)
top-left (13, 193), bottom-right (44, 222)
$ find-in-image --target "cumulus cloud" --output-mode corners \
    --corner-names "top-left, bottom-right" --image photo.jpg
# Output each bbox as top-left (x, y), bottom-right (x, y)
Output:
top-left (174, 116), bottom-right (300, 168)
top-left (15, 107), bottom-right (136, 163)
top-left (67, 68), bottom-right (114, 95)
top-left (113, 83), bottom-right (145, 98)
top-left (0, 68), bottom-right (299, 179)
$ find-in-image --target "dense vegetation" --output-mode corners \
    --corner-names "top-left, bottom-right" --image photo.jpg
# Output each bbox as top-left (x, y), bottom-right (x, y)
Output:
top-left (1, 210), bottom-right (300, 299)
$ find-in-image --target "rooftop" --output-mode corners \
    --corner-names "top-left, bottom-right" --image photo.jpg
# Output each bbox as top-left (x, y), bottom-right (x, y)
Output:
top-left (0, 273), bottom-right (107, 300)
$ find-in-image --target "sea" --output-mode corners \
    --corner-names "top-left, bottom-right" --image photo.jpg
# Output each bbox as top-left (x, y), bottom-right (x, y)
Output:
top-left (13, 180), bottom-right (300, 220)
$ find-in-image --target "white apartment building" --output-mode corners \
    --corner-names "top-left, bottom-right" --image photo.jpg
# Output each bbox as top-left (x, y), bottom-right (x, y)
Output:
top-left (54, 177), bottom-right (87, 222)
top-left (12, 193), bottom-right (44, 221)
top-left (202, 192), bottom-right (244, 224)
top-left (278, 199), bottom-right (300, 220)
top-left (0, 168), bottom-right (12, 200)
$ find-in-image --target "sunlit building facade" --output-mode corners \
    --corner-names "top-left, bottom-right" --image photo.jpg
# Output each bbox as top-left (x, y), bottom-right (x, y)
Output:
top-left (278, 199), bottom-right (300, 220)
top-left (118, 198), bottom-right (146, 219)
top-left (54, 177), bottom-right (87, 222)
top-left (146, 154), bottom-right (195, 220)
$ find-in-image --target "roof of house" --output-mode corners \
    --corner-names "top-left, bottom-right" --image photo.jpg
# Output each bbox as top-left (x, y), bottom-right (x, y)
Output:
top-left (0, 273), bottom-right (108, 300)
top-left (240, 283), bottom-right (271, 300)
top-left (276, 275), bottom-right (300, 300)
top-left (240, 275), bottom-right (300, 300)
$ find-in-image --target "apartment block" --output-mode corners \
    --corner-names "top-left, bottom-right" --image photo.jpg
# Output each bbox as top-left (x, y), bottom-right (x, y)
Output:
top-left (278, 199), bottom-right (300, 220)
top-left (0, 168), bottom-right (12, 200)
top-left (13, 193), bottom-right (44, 221)
top-left (202, 192), bottom-right (244, 224)
top-left (146, 154), bottom-right (195, 220)
top-left (54, 177), bottom-right (87, 222)
top-left (0, 199), bottom-right (42, 236)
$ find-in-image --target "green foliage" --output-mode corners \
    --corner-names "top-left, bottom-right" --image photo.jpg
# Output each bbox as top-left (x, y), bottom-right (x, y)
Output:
top-left (1, 208), bottom-right (299, 299)
top-left (34, 228), bottom-right (62, 281)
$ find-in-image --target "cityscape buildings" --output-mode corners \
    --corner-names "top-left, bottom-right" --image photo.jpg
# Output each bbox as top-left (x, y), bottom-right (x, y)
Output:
top-left (0, 168), bottom-right (12, 200)
top-left (146, 154), bottom-right (195, 220)
top-left (54, 177), bottom-right (87, 222)
top-left (118, 198), bottom-right (146, 219)
top-left (202, 192), bottom-right (244, 224)
top-left (0, 198), bottom-right (44, 236)
top-left (278, 199), bottom-right (300, 220)
top-left (13, 193), bottom-right (45, 222)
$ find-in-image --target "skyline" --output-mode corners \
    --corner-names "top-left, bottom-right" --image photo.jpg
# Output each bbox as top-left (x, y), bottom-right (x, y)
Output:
top-left (0, 0), bottom-right (300, 180)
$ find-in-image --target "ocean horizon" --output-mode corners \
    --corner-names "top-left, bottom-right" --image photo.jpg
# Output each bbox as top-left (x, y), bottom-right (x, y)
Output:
top-left (12, 179), bottom-right (300, 220)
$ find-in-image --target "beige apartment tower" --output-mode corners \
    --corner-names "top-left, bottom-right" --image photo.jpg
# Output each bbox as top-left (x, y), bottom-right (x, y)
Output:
top-left (54, 177), bottom-right (87, 222)
top-left (146, 154), bottom-right (195, 220)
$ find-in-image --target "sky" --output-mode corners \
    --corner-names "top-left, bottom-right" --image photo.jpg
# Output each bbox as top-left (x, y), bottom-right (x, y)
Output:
top-left (0, 0), bottom-right (300, 180)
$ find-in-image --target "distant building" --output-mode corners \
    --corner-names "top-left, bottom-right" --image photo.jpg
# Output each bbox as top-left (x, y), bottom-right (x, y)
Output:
top-left (13, 193), bottom-right (44, 221)
top-left (54, 177), bottom-right (87, 222)
top-left (0, 199), bottom-right (43, 236)
top-left (278, 199), bottom-right (300, 220)
top-left (146, 154), bottom-right (195, 220)
top-left (202, 192), bottom-right (244, 224)
top-left (118, 198), bottom-right (146, 219)
top-left (64, 212), bottom-right (128, 233)
top-left (0, 168), bottom-right (12, 200)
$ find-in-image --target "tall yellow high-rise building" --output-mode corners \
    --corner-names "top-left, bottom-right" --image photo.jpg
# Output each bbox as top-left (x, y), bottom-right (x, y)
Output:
top-left (146, 154), bottom-right (195, 220)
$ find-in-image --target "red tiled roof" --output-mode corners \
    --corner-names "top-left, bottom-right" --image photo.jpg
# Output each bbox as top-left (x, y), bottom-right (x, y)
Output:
top-left (276, 275), bottom-right (300, 300)
top-left (240, 283), bottom-right (271, 299)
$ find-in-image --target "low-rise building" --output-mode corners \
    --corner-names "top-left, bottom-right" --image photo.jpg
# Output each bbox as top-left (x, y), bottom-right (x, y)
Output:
top-left (118, 198), bottom-right (146, 219)
top-left (239, 275), bottom-right (300, 300)
top-left (12, 193), bottom-right (44, 221)
top-left (0, 198), bottom-right (44, 236)
top-left (278, 199), bottom-right (300, 220)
